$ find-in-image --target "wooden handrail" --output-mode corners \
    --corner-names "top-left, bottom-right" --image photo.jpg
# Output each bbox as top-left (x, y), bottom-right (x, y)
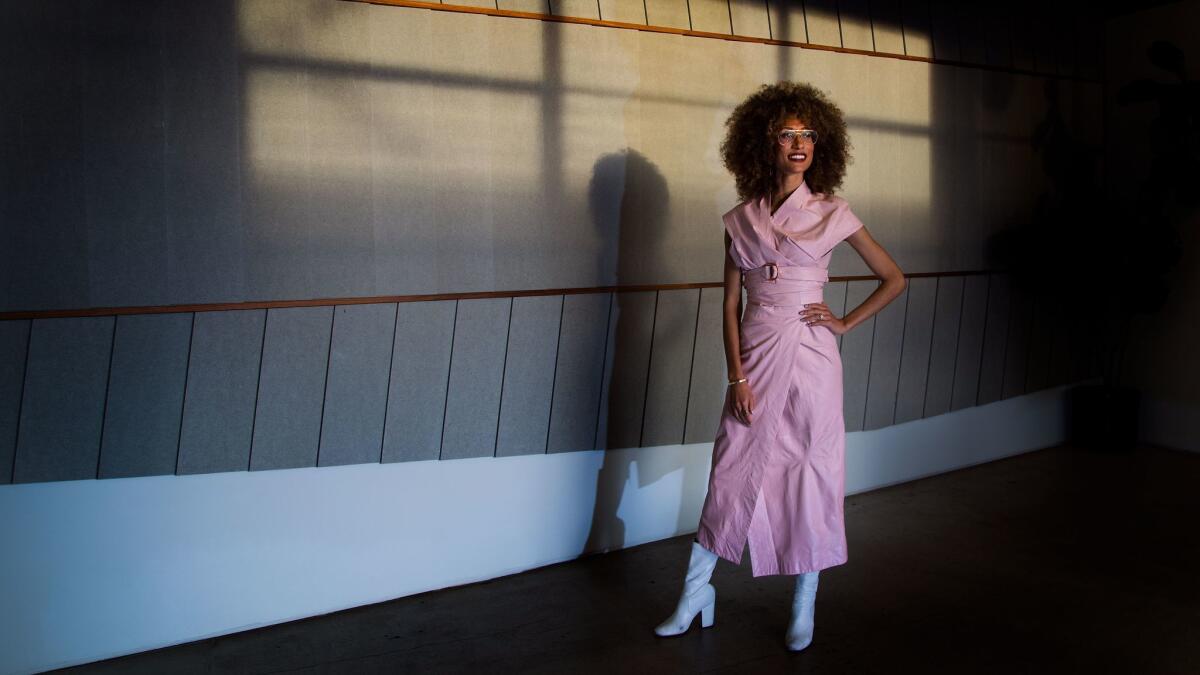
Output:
top-left (344, 0), bottom-right (1098, 83)
top-left (0, 269), bottom-right (998, 321)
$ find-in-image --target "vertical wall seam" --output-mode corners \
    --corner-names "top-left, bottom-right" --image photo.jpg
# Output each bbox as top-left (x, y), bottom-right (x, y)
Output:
top-left (438, 300), bottom-right (459, 461)
top-left (544, 295), bottom-right (565, 454)
top-left (764, 0), bottom-right (773, 40)
top-left (680, 288), bottom-right (703, 444)
top-left (379, 303), bottom-right (400, 463)
top-left (96, 316), bottom-right (119, 479)
top-left (835, 0), bottom-right (844, 47)
top-left (837, 280), bottom-right (849, 353)
top-left (638, 290), bottom-right (660, 448)
top-left (921, 276), bottom-right (939, 419)
top-left (9, 320), bottom-right (33, 483)
top-left (998, 281), bottom-right (1013, 397)
top-left (592, 292), bottom-right (615, 451)
top-left (314, 307), bottom-right (337, 467)
top-left (868, 0), bottom-right (876, 52)
top-left (726, 0), bottom-right (734, 34)
top-left (949, 274), bottom-right (965, 409)
top-left (247, 309), bottom-right (269, 471)
top-left (899, 0), bottom-right (908, 55)
top-left (493, 297), bottom-right (515, 457)
top-left (891, 282), bottom-right (910, 425)
top-left (861, 280), bottom-right (878, 430)
top-left (641, 0), bottom-right (649, 24)
top-left (175, 312), bottom-right (196, 475)
top-left (685, 0), bottom-right (694, 31)
top-left (801, 0), bottom-right (811, 44)
top-left (158, 6), bottom-right (169, 319)
top-left (973, 273), bottom-right (992, 406)
top-left (927, 0), bottom-right (936, 60)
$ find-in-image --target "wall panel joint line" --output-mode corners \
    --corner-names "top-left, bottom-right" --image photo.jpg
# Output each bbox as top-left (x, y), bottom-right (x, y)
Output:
top-left (543, 295), bottom-right (565, 454)
top-left (96, 316), bottom-right (119, 479)
top-left (680, 288), bottom-right (703, 444)
top-left (9, 320), bottom-right (33, 483)
top-left (315, 308), bottom-right (337, 467)
top-left (592, 293), bottom-right (614, 451)
top-left (493, 298), bottom-right (515, 457)
top-left (175, 313), bottom-right (196, 475)
top-left (637, 291), bottom-right (660, 448)
top-left (247, 310), bottom-right (270, 471)
top-left (437, 301), bottom-right (459, 461)
top-left (379, 303), bottom-right (400, 463)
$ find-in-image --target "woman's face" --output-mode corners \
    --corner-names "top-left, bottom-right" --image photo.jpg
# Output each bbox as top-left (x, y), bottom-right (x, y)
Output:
top-left (774, 115), bottom-right (815, 181)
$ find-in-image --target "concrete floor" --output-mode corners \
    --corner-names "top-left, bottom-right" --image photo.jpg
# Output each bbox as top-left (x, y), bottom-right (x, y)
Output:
top-left (63, 443), bottom-right (1200, 674)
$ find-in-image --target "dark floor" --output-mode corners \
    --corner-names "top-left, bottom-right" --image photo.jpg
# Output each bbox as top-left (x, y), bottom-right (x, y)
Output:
top-left (63, 443), bottom-right (1200, 675)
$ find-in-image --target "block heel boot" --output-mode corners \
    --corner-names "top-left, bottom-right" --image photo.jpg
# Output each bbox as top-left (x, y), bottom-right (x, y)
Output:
top-left (654, 541), bottom-right (719, 637)
top-left (785, 571), bottom-right (819, 651)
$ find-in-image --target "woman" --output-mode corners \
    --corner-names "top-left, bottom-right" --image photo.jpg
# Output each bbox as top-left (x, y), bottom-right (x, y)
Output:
top-left (654, 82), bottom-right (906, 651)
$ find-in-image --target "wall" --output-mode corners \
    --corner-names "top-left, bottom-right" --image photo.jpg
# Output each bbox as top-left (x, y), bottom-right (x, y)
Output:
top-left (1, 0), bottom-right (1103, 310)
top-left (0, 0), bottom-right (1104, 484)
top-left (0, 0), bottom-right (1107, 672)
top-left (1105, 0), bottom-right (1200, 452)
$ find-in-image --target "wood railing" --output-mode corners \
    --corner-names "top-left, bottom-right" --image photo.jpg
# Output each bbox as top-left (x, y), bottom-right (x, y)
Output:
top-left (345, 0), bottom-right (1102, 83)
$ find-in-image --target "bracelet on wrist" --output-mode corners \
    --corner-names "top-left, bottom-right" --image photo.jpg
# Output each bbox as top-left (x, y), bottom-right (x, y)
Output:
top-left (728, 377), bottom-right (747, 386)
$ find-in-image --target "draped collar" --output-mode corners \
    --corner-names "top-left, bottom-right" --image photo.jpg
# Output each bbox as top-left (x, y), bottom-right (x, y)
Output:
top-left (759, 180), bottom-right (813, 222)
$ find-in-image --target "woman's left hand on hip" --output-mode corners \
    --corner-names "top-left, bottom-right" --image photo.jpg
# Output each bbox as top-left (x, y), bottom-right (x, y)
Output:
top-left (801, 302), bottom-right (847, 335)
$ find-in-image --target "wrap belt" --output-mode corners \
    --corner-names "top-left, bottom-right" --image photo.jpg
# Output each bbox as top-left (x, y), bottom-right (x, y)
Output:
top-left (741, 263), bottom-right (828, 310)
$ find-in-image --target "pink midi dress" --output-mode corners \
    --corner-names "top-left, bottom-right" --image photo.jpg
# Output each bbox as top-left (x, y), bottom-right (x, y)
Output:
top-left (695, 180), bottom-right (864, 577)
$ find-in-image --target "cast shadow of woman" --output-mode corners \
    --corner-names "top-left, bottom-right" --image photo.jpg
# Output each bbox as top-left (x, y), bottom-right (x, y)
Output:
top-left (582, 149), bottom-right (715, 556)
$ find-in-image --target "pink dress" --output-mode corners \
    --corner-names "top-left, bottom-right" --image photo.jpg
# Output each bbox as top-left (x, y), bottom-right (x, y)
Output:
top-left (695, 181), bottom-right (864, 576)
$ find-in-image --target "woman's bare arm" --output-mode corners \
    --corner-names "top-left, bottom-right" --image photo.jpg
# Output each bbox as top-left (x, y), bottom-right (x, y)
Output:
top-left (840, 225), bottom-right (906, 331)
top-left (723, 233), bottom-right (756, 424)
top-left (723, 232), bottom-right (744, 381)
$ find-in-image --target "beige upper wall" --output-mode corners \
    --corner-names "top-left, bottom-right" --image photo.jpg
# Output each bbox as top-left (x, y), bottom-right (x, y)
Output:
top-left (238, 0), bottom-right (1101, 286)
top-left (0, 0), bottom-right (1103, 311)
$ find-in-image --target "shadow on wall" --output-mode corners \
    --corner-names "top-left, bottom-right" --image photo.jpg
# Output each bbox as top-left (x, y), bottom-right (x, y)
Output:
top-left (583, 149), bottom-right (711, 553)
top-left (987, 44), bottom-right (1196, 391)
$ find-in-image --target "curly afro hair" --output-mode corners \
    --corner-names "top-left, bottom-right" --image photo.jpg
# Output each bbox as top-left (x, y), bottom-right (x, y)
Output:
top-left (719, 81), bottom-right (852, 203)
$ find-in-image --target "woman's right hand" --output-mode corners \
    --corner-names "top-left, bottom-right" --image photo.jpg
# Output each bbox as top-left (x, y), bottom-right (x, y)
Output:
top-left (730, 381), bottom-right (755, 425)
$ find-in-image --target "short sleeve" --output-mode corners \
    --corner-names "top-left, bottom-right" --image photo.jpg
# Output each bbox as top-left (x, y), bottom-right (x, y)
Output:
top-left (721, 207), bottom-right (758, 270)
top-left (786, 198), bottom-right (864, 260)
top-left (835, 202), bottom-right (865, 243)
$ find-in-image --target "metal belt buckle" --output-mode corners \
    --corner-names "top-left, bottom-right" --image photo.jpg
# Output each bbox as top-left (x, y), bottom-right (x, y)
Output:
top-left (764, 262), bottom-right (779, 282)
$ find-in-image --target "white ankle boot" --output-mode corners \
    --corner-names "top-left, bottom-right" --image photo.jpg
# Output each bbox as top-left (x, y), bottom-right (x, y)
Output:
top-left (654, 541), bottom-right (719, 636)
top-left (785, 571), bottom-right (819, 651)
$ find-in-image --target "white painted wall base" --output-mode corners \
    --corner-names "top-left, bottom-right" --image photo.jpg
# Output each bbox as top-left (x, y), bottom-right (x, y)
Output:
top-left (0, 385), bottom-right (1074, 675)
